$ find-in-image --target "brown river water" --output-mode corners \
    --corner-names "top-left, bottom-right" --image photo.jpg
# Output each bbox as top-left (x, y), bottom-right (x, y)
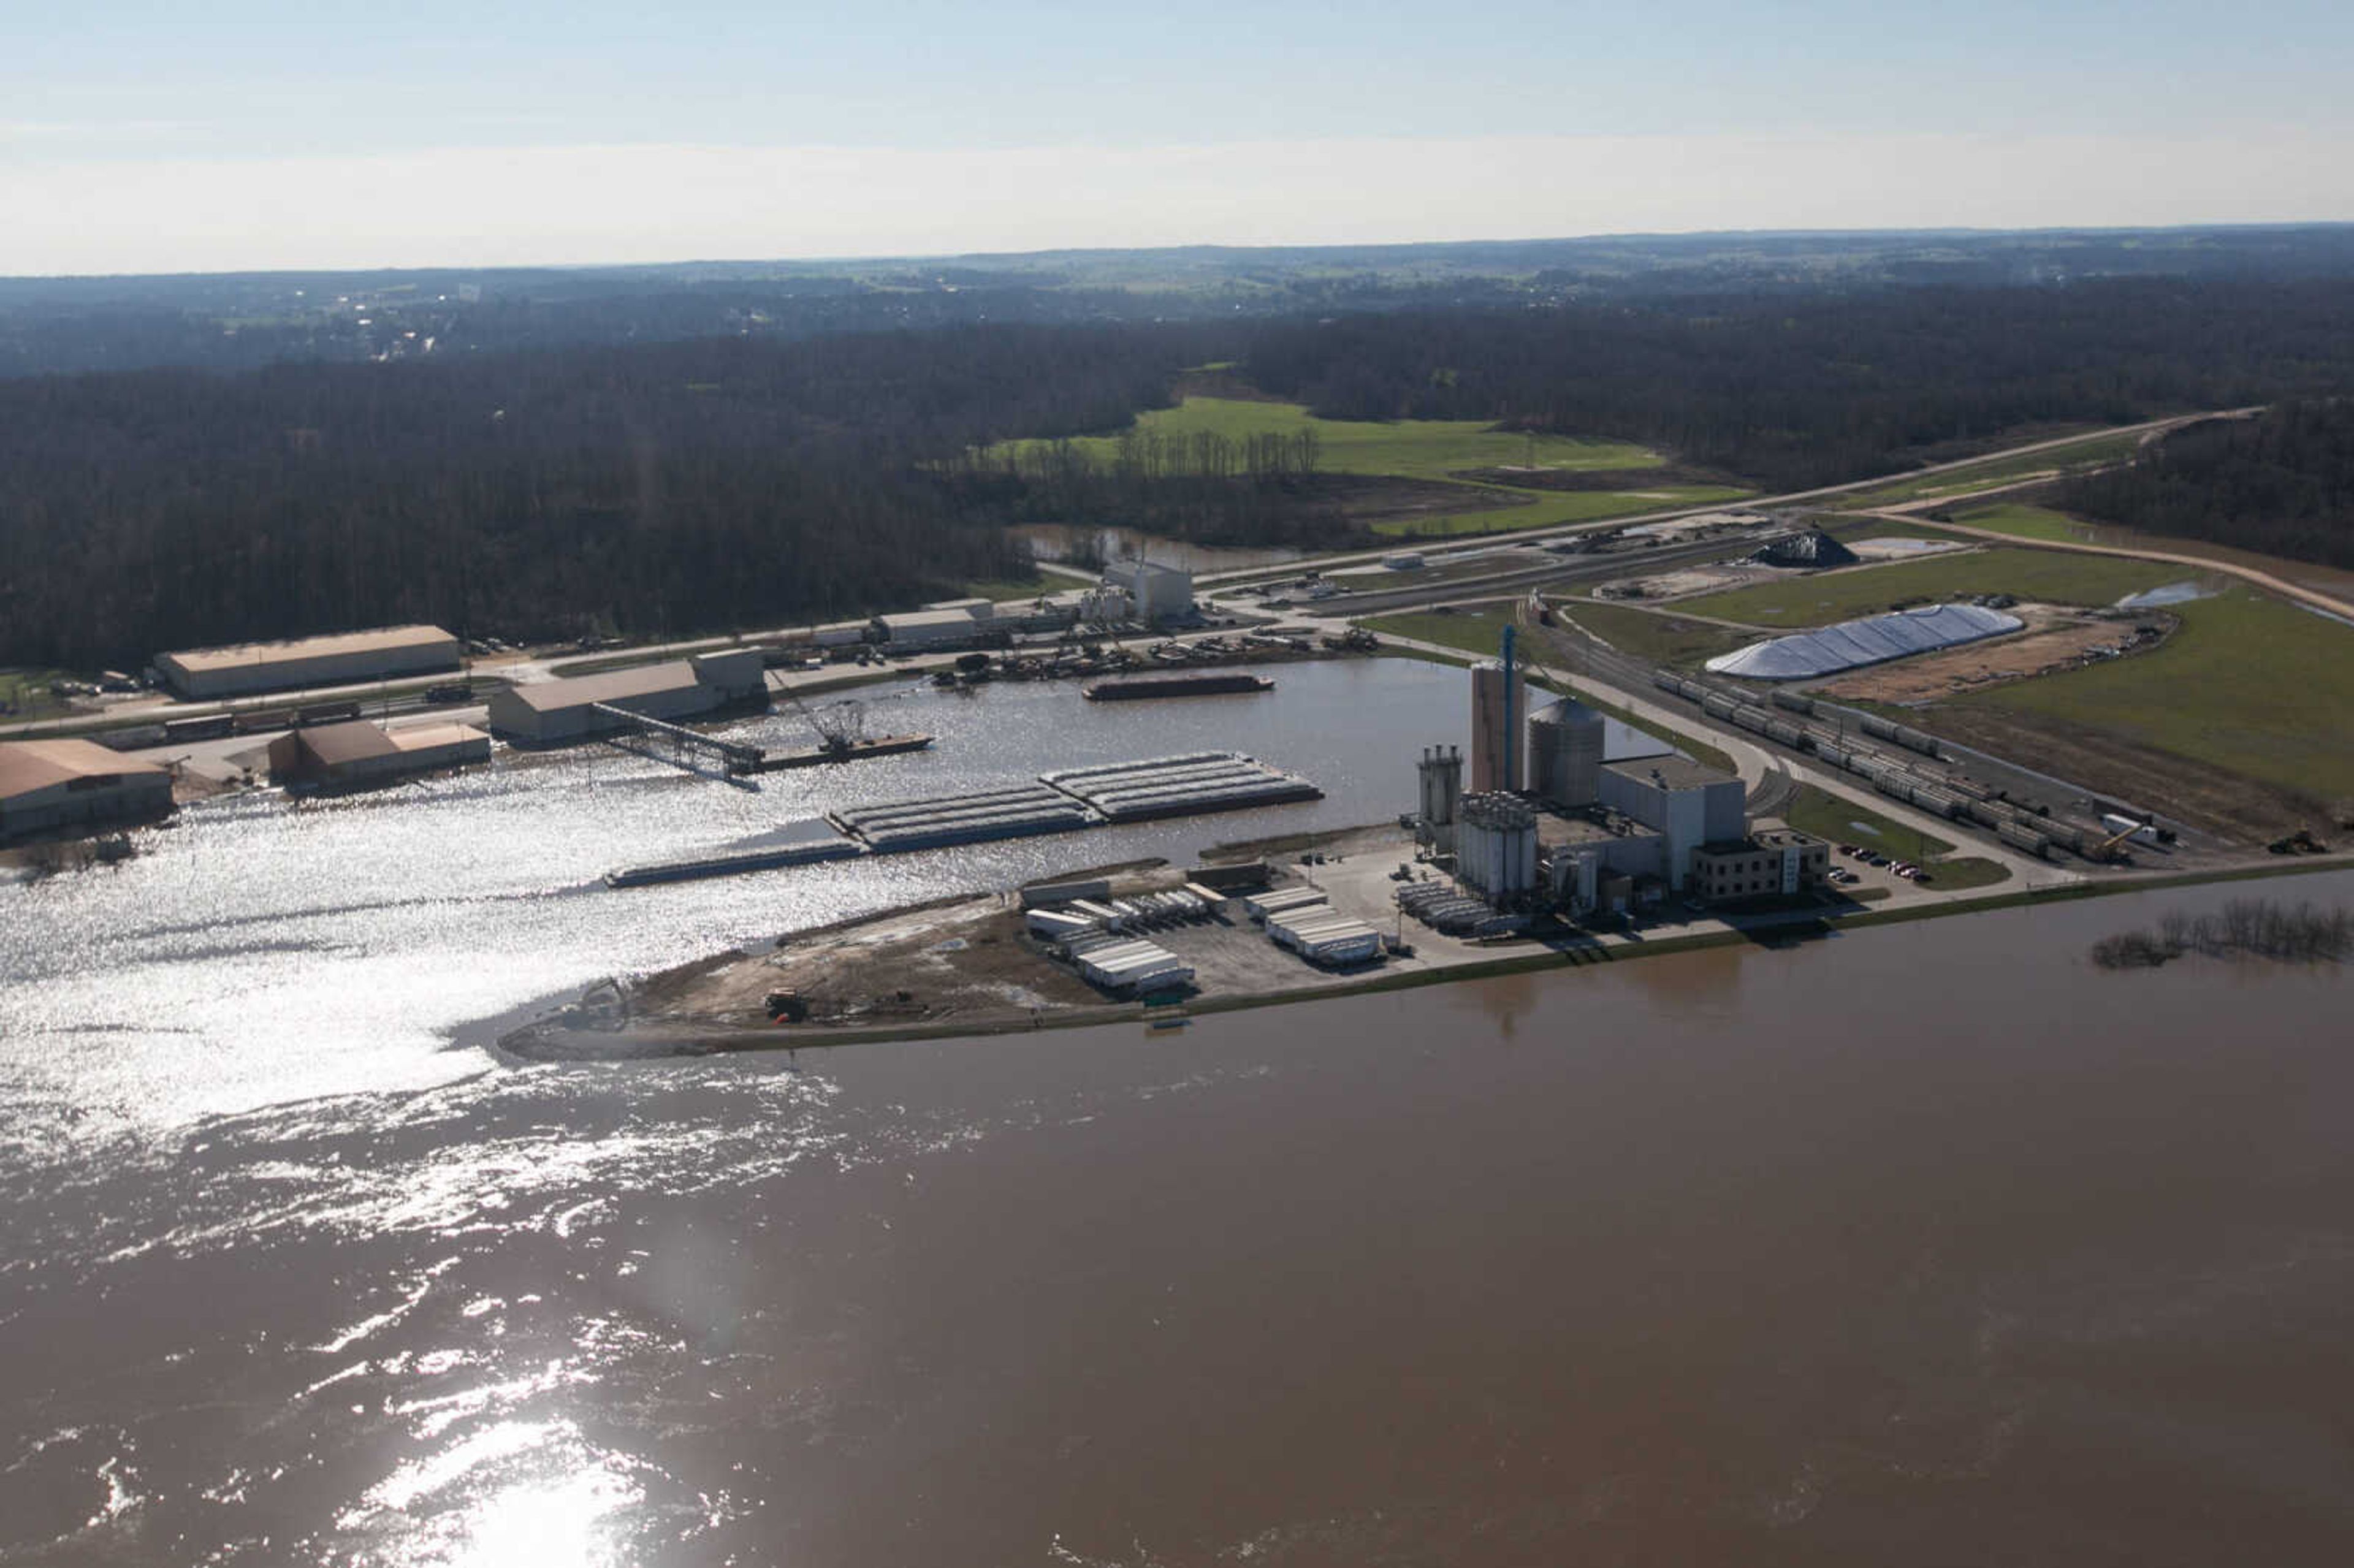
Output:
top-left (4, 870), bottom-right (2352, 1565)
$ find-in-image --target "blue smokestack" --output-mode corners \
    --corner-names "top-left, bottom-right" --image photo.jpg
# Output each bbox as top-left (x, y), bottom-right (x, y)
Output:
top-left (1499, 623), bottom-right (1517, 791)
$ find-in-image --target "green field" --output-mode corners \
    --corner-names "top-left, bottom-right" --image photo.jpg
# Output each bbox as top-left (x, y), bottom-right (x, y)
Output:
top-left (1960, 587), bottom-right (2354, 803)
top-left (1830, 428), bottom-right (2147, 509)
top-left (985, 395), bottom-right (1755, 543)
top-left (1782, 783), bottom-right (1957, 859)
top-left (992, 397), bottom-right (1665, 482)
top-left (1544, 598), bottom-right (1756, 667)
top-left (1945, 502), bottom-right (2093, 542)
top-left (1672, 547), bottom-right (2184, 625)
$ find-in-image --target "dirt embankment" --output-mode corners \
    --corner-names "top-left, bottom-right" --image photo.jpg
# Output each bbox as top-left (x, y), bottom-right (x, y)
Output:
top-left (1819, 611), bottom-right (2173, 705)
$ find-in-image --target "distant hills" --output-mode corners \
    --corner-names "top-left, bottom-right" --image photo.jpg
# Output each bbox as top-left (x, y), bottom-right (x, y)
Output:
top-left (7, 224), bottom-right (2354, 379)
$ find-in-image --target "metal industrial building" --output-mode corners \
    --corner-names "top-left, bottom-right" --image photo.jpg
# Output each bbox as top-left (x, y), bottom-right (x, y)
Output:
top-left (485, 650), bottom-right (766, 742)
top-left (156, 625), bottom-right (462, 700)
top-left (871, 603), bottom-right (995, 648)
top-left (0, 740), bottom-right (173, 840)
top-left (1102, 560), bottom-right (1194, 625)
top-left (267, 719), bottom-right (491, 789)
top-left (1598, 756), bottom-right (1746, 891)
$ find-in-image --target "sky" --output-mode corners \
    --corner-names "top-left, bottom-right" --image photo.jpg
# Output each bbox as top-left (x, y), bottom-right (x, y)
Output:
top-left (3, 0), bottom-right (2351, 274)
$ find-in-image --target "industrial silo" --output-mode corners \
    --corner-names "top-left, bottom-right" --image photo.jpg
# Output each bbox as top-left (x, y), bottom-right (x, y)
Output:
top-left (1527, 696), bottom-right (1606, 809)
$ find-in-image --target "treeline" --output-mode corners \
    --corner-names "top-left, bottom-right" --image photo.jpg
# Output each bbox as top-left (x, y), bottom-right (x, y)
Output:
top-left (0, 324), bottom-right (1206, 668)
top-left (1241, 280), bottom-right (2354, 490)
top-left (2061, 400), bottom-right (2354, 568)
top-left (13, 275), bottom-right (2354, 668)
top-left (2092, 900), bottom-right (2353, 969)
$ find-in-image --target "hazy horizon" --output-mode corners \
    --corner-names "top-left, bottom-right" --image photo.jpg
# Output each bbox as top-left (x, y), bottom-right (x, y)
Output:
top-left (7, 0), bottom-right (2352, 275)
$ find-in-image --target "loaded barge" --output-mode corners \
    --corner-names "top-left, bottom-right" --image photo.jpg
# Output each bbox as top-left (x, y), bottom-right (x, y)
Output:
top-left (603, 752), bottom-right (1323, 888)
top-left (1083, 673), bottom-right (1273, 702)
top-left (750, 733), bottom-right (933, 772)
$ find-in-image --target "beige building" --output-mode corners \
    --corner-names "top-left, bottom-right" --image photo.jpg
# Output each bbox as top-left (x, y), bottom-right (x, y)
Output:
top-left (1469, 659), bottom-right (1523, 794)
top-left (267, 719), bottom-right (490, 789)
top-left (486, 650), bottom-right (766, 743)
top-left (0, 740), bottom-right (173, 840)
top-left (157, 625), bottom-right (462, 700)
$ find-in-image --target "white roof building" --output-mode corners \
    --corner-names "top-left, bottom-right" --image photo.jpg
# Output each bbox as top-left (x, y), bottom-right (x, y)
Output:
top-left (1705, 603), bottom-right (2024, 682)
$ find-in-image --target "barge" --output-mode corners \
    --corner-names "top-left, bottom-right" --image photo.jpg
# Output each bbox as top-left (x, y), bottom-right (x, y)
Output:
top-left (1083, 674), bottom-right (1273, 702)
top-left (750, 733), bottom-right (934, 772)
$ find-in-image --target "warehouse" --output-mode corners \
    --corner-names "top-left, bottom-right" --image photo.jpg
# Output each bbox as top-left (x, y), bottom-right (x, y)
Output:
top-left (1102, 560), bottom-right (1194, 625)
top-left (485, 650), bottom-right (766, 742)
top-left (1598, 756), bottom-right (1747, 891)
top-left (156, 625), bottom-right (462, 700)
top-left (267, 718), bottom-right (491, 790)
top-left (870, 604), bottom-right (994, 648)
top-left (0, 740), bottom-right (173, 841)
top-left (1705, 603), bottom-right (2023, 681)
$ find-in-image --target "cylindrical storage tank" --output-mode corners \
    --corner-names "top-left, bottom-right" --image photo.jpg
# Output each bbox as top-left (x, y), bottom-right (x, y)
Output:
top-left (1528, 697), bottom-right (1606, 809)
top-left (1860, 714), bottom-right (1901, 742)
top-left (1770, 690), bottom-right (1815, 715)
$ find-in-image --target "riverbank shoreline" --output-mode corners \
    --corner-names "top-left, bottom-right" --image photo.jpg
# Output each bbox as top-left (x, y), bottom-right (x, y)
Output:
top-left (492, 832), bottom-right (2354, 1064)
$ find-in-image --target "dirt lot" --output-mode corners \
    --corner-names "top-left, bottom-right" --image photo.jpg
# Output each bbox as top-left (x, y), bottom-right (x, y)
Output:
top-left (1818, 611), bottom-right (2171, 704)
top-left (1601, 561), bottom-right (1775, 603)
top-left (1919, 703), bottom-right (2334, 845)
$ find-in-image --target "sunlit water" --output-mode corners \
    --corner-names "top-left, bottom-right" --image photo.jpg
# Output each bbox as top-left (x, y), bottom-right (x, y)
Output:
top-left (0, 660), bottom-right (1476, 1144)
top-left (4, 661), bottom-right (2350, 1567)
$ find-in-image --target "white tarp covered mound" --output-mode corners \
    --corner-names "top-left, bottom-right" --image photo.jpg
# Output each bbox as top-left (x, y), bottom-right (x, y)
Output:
top-left (1705, 602), bottom-right (2024, 681)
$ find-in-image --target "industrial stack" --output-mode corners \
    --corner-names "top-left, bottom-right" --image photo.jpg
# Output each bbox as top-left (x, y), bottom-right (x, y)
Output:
top-left (1415, 744), bottom-right (1463, 853)
top-left (1469, 623), bottom-right (1523, 793)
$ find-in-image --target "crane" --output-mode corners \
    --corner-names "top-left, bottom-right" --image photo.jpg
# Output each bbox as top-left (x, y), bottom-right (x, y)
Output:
top-left (781, 685), bottom-right (867, 758)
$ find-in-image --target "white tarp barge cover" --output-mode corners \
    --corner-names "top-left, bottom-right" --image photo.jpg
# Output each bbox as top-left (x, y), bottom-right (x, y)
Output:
top-left (1705, 602), bottom-right (2024, 681)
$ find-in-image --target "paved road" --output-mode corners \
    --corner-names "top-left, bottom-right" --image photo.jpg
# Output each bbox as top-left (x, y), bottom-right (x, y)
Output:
top-left (1187, 409), bottom-right (2251, 587)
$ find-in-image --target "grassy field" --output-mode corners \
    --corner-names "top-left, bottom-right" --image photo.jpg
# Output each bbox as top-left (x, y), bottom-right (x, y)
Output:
top-left (1544, 598), bottom-right (1756, 667)
top-left (1960, 587), bottom-right (2354, 804)
top-left (1782, 783), bottom-right (1957, 859)
top-left (1361, 617), bottom-right (1739, 773)
top-left (991, 397), bottom-right (1665, 482)
top-left (1829, 428), bottom-right (2148, 509)
top-left (1944, 502), bottom-right (2093, 542)
top-left (1672, 546), bottom-right (2184, 625)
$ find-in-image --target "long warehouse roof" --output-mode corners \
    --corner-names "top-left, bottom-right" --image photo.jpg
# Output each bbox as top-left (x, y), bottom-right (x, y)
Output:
top-left (0, 739), bottom-right (168, 798)
top-left (161, 624), bottom-right (455, 673)
top-left (1705, 603), bottom-right (2024, 682)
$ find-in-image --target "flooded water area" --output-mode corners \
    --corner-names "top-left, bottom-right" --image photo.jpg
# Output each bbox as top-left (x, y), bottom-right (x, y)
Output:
top-left (3, 657), bottom-right (2353, 1564)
